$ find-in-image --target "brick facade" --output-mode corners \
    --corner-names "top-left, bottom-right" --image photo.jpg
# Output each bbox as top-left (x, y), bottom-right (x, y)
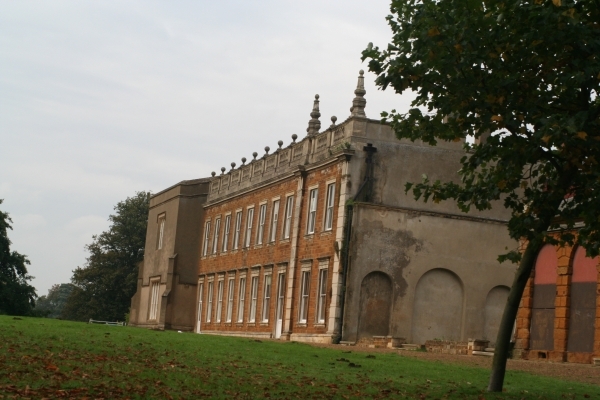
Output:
top-left (196, 157), bottom-right (346, 342)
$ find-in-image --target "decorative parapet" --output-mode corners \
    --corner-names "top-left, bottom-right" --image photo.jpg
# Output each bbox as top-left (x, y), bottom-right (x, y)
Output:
top-left (207, 120), bottom-right (352, 203)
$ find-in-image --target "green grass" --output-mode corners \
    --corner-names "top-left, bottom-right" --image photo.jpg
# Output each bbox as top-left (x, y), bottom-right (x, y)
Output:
top-left (0, 316), bottom-right (598, 399)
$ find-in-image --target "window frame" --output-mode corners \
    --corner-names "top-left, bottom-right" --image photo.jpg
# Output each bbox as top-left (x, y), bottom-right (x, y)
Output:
top-left (257, 203), bottom-right (267, 245)
top-left (283, 195), bottom-right (294, 239)
top-left (206, 281), bottom-right (214, 322)
top-left (249, 276), bottom-right (259, 322)
top-left (216, 279), bottom-right (224, 323)
top-left (148, 278), bottom-right (161, 321)
top-left (225, 278), bottom-right (235, 322)
top-left (202, 220), bottom-right (211, 257)
top-left (244, 207), bottom-right (255, 248)
top-left (316, 268), bottom-right (328, 323)
top-left (237, 276), bottom-right (246, 323)
top-left (212, 217), bottom-right (221, 255)
top-left (233, 211), bottom-right (242, 250)
top-left (307, 188), bottom-right (318, 234)
top-left (222, 214), bottom-right (231, 252)
top-left (156, 214), bottom-right (166, 250)
top-left (261, 273), bottom-right (272, 323)
top-left (324, 182), bottom-right (335, 231)
top-left (269, 199), bottom-right (280, 243)
top-left (298, 270), bottom-right (311, 323)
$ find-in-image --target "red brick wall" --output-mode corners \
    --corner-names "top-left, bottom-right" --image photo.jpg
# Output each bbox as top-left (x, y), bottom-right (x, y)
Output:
top-left (196, 161), bottom-right (343, 339)
top-left (515, 238), bottom-right (600, 364)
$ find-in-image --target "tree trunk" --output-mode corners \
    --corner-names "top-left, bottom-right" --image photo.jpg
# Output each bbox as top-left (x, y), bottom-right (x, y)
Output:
top-left (487, 239), bottom-right (541, 391)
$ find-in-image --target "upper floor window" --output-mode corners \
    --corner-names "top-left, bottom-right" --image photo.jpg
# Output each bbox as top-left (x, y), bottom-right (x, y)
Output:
top-left (257, 204), bottom-right (267, 245)
top-left (269, 200), bottom-right (280, 243)
top-left (283, 196), bottom-right (294, 239)
top-left (233, 211), bottom-right (242, 250)
top-left (222, 214), bottom-right (231, 252)
top-left (324, 183), bottom-right (335, 231)
top-left (212, 218), bottom-right (221, 254)
top-left (202, 221), bottom-right (211, 257)
top-left (156, 214), bottom-right (166, 250)
top-left (307, 188), bottom-right (318, 234)
top-left (244, 208), bottom-right (254, 248)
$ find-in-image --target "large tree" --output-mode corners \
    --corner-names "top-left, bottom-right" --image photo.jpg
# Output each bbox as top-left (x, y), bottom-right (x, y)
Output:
top-left (62, 192), bottom-right (150, 322)
top-left (363, 0), bottom-right (600, 392)
top-left (0, 199), bottom-right (37, 315)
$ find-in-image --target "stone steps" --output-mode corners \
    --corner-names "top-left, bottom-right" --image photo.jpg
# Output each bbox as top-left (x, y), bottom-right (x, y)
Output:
top-left (398, 344), bottom-right (421, 351)
top-left (472, 350), bottom-right (494, 357)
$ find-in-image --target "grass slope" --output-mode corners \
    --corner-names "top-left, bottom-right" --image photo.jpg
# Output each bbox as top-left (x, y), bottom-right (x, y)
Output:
top-left (0, 316), bottom-right (598, 399)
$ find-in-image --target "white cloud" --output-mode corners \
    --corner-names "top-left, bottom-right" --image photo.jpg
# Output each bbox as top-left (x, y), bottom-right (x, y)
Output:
top-left (0, 0), bottom-right (415, 295)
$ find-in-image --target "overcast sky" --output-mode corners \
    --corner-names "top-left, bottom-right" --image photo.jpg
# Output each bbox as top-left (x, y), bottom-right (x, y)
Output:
top-left (0, 1), bottom-right (415, 296)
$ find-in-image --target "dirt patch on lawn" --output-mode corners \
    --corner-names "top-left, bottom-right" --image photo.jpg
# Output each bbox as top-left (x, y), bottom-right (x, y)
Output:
top-left (308, 343), bottom-right (600, 386)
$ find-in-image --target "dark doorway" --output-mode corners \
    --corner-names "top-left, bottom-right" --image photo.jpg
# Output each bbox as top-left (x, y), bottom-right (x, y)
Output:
top-left (358, 271), bottom-right (392, 338)
top-left (567, 247), bottom-right (598, 353)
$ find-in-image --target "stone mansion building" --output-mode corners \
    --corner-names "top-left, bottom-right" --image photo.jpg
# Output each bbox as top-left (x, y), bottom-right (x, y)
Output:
top-left (129, 71), bottom-right (599, 363)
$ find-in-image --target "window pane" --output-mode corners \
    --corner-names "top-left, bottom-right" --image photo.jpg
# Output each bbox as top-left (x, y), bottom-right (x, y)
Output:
top-left (237, 277), bottom-right (246, 322)
top-left (245, 209), bottom-right (254, 248)
top-left (249, 276), bottom-right (258, 322)
top-left (226, 279), bottom-right (234, 322)
top-left (284, 196), bottom-right (293, 239)
top-left (317, 269), bottom-right (328, 323)
top-left (212, 219), bottom-right (221, 254)
top-left (222, 215), bottom-right (231, 252)
top-left (325, 183), bottom-right (335, 231)
top-left (206, 282), bottom-right (213, 322)
top-left (203, 221), bottom-right (211, 256)
top-left (257, 204), bottom-right (266, 245)
top-left (216, 281), bottom-right (223, 322)
top-left (262, 275), bottom-right (272, 322)
top-left (270, 200), bottom-right (279, 242)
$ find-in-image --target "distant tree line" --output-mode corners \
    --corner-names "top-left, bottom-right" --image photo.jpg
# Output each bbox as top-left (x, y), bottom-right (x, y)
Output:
top-left (60, 191), bottom-right (150, 322)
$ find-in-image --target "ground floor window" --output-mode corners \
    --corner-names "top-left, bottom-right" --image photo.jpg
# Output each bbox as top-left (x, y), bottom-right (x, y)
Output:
top-left (206, 281), bottom-right (214, 322)
top-left (149, 280), bottom-right (160, 321)
top-left (226, 278), bottom-right (235, 322)
top-left (316, 268), bottom-right (328, 323)
top-left (299, 271), bottom-right (311, 323)
top-left (262, 274), bottom-right (272, 322)
top-left (216, 280), bottom-right (224, 323)
top-left (249, 276), bottom-right (258, 322)
top-left (237, 277), bottom-right (246, 322)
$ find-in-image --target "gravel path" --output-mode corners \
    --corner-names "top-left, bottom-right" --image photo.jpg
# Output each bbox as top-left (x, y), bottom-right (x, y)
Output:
top-left (308, 343), bottom-right (600, 386)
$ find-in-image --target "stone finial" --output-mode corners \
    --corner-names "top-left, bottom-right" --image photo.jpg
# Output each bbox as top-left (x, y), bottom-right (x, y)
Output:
top-left (330, 116), bottom-right (337, 128)
top-left (307, 94), bottom-right (321, 136)
top-left (211, 171), bottom-right (216, 177)
top-left (220, 167), bottom-right (226, 175)
top-left (291, 134), bottom-right (298, 143)
top-left (241, 157), bottom-right (246, 165)
top-left (231, 162), bottom-right (236, 169)
top-left (278, 140), bottom-right (283, 149)
top-left (252, 152), bottom-right (258, 160)
top-left (350, 70), bottom-right (366, 117)
top-left (265, 146), bottom-right (270, 155)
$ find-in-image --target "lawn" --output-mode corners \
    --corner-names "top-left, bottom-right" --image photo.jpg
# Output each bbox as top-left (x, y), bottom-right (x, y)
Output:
top-left (0, 316), bottom-right (598, 399)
